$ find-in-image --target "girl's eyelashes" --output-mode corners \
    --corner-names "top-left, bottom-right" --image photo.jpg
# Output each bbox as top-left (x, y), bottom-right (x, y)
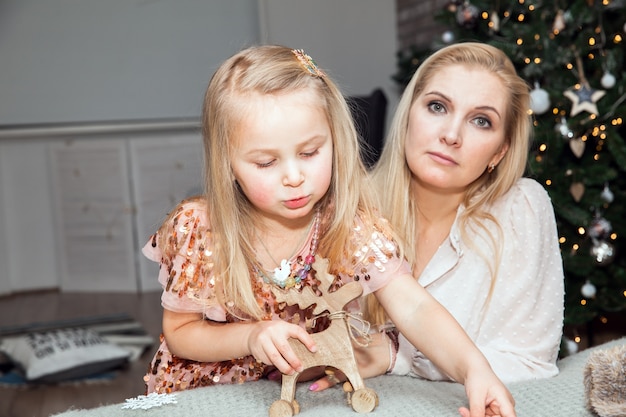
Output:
top-left (255, 159), bottom-right (275, 168)
top-left (301, 148), bottom-right (319, 158)
top-left (253, 148), bottom-right (319, 168)
top-left (254, 149), bottom-right (319, 168)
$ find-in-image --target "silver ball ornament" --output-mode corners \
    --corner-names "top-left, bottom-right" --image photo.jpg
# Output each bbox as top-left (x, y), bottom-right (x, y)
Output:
top-left (581, 280), bottom-right (596, 298)
top-left (588, 216), bottom-right (612, 240)
top-left (601, 72), bottom-right (616, 89)
top-left (442, 30), bottom-right (455, 44)
top-left (555, 117), bottom-right (574, 139)
top-left (564, 337), bottom-right (579, 355)
top-left (456, 2), bottom-right (479, 28)
top-left (601, 183), bottom-right (614, 203)
top-left (530, 85), bottom-right (550, 115)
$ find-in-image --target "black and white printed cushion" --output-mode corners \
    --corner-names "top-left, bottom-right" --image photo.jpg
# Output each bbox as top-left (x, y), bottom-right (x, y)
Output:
top-left (0, 327), bottom-right (130, 383)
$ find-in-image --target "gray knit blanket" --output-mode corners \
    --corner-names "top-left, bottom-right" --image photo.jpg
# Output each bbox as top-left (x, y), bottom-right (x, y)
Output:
top-left (53, 337), bottom-right (625, 417)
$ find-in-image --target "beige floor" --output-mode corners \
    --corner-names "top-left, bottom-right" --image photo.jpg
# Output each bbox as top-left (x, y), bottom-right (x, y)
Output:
top-left (0, 290), bottom-right (162, 417)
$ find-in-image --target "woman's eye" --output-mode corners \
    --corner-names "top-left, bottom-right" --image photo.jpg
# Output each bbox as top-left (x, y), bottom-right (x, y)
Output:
top-left (427, 102), bottom-right (446, 113)
top-left (473, 117), bottom-right (492, 128)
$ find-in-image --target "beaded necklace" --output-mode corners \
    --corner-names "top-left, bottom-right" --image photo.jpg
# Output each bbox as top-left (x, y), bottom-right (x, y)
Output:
top-left (255, 211), bottom-right (321, 290)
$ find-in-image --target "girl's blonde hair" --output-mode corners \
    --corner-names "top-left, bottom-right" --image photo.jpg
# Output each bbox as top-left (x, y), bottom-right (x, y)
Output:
top-left (199, 44), bottom-right (376, 320)
top-left (367, 42), bottom-right (532, 325)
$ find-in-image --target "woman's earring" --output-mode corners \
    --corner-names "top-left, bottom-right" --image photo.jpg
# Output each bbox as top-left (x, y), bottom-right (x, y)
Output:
top-left (487, 163), bottom-right (496, 173)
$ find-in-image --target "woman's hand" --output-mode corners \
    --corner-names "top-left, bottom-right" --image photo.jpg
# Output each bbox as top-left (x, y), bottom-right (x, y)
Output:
top-left (458, 369), bottom-right (516, 417)
top-left (308, 331), bottom-right (391, 391)
top-left (247, 320), bottom-right (317, 375)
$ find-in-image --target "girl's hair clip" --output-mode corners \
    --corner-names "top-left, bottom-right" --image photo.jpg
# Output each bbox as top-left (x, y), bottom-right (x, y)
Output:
top-left (292, 49), bottom-right (325, 78)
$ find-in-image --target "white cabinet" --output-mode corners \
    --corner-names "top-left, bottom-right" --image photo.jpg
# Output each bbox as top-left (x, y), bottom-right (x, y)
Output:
top-left (0, 145), bottom-right (10, 295)
top-left (129, 134), bottom-right (203, 292)
top-left (0, 139), bottom-right (58, 293)
top-left (49, 138), bottom-right (136, 292)
top-left (11, 131), bottom-right (205, 294)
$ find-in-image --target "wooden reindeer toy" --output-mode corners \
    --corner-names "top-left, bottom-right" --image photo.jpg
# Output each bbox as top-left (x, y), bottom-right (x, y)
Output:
top-left (269, 257), bottom-right (378, 416)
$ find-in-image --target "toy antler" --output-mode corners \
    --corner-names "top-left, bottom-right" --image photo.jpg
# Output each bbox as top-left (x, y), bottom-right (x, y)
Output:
top-left (272, 257), bottom-right (363, 315)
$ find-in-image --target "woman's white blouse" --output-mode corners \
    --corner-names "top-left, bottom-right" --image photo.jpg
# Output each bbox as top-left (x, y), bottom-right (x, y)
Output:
top-left (391, 178), bottom-right (565, 383)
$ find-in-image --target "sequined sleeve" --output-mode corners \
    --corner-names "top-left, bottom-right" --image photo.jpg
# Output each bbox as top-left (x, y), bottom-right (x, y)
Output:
top-left (142, 199), bottom-right (226, 320)
top-left (338, 215), bottom-right (412, 296)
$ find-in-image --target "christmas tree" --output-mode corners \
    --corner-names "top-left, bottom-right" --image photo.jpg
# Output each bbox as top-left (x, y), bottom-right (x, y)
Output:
top-left (394, 0), bottom-right (626, 344)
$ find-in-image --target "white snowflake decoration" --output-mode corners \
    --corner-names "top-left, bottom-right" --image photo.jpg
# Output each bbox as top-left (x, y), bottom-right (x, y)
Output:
top-left (121, 392), bottom-right (178, 410)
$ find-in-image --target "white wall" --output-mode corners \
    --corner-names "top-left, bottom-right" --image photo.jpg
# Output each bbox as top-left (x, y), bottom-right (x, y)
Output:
top-left (0, 0), bottom-right (399, 126)
top-left (0, 0), bottom-right (260, 125)
top-left (259, 0), bottom-right (399, 104)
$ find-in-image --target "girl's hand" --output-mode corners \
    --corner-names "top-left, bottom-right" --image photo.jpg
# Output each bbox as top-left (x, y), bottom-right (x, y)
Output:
top-left (308, 332), bottom-right (391, 391)
top-left (459, 371), bottom-right (516, 417)
top-left (247, 320), bottom-right (317, 375)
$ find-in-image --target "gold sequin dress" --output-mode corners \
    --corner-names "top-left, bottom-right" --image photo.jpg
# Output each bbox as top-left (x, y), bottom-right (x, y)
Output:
top-left (142, 197), bottom-right (410, 394)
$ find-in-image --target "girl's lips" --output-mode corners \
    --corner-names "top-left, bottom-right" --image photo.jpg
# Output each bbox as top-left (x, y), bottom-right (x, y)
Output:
top-left (284, 196), bottom-right (310, 209)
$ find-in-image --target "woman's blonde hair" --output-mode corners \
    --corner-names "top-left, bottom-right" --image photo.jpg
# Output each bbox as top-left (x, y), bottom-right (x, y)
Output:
top-left (367, 42), bottom-right (532, 324)
top-left (198, 44), bottom-right (376, 320)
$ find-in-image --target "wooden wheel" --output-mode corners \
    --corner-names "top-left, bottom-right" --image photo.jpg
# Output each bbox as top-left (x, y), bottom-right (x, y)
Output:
top-left (350, 387), bottom-right (379, 413)
top-left (291, 400), bottom-right (300, 415)
top-left (269, 399), bottom-right (296, 417)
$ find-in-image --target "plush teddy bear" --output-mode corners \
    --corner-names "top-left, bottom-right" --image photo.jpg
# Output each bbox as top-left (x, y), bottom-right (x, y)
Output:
top-left (584, 342), bottom-right (626, 417)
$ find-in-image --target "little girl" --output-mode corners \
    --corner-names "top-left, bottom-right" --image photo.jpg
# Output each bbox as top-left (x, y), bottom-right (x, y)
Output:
top-left (143, 44), bottom-right (515, 416)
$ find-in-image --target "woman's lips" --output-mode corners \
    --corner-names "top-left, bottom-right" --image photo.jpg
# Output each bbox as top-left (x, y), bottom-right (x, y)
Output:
top-left (428, 151), bottom-right (457, 166)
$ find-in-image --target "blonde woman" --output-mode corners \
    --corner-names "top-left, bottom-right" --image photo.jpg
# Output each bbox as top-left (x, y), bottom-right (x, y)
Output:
top-left (356, 42), bottom-right (564, 385)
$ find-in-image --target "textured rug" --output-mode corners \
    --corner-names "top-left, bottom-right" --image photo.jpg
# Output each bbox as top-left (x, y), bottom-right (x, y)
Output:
top-left (51, 337), bottom-right (626, 417)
